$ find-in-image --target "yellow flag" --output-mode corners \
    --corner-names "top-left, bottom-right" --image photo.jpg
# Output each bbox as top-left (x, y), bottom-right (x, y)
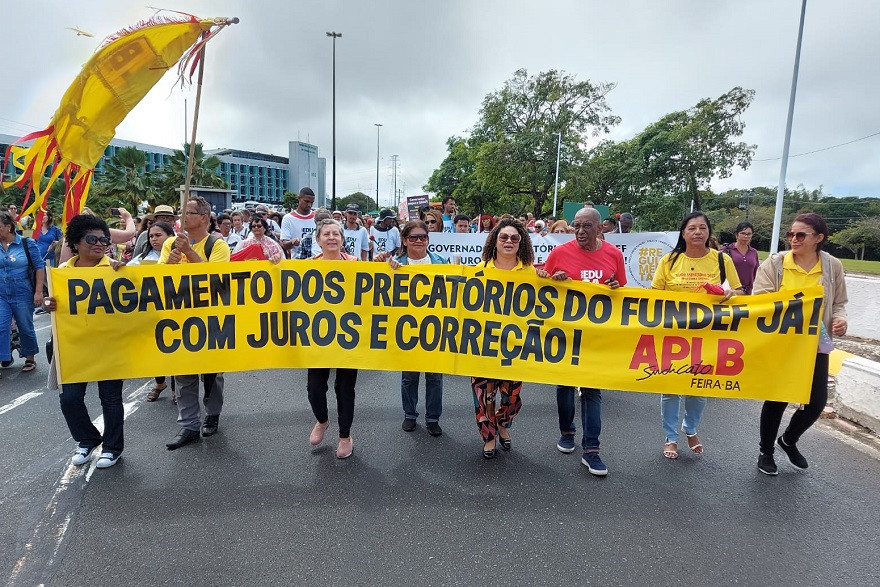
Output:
top-left (2, 15), bottom-right (234, 226)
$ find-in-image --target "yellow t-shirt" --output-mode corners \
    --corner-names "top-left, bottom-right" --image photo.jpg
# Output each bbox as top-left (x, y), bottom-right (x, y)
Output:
top-left (158, 234), bottom-right (231, 263)
top-left (652, 250), bottom-right (742, 293)
top-left (780, 251), bottom-right (822, 290)
top-left (484, 258), bottom-right (537, 274)
top-left (59, 255), bottom-right (112, 268)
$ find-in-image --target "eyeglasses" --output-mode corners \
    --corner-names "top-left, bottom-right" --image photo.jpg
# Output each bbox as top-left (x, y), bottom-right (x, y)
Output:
top-left (498, 233), bottom-right (521, 243)
top-left (407, 234), bottom-right (428, 241)
top-left (738, 231), bottom-right (753, 237)
top-left (570, 223), bottom-right (594, 232)
top-left (83, 235), bottom-right (111, 245)
top-left (786, 231), bottom-right (815, 242)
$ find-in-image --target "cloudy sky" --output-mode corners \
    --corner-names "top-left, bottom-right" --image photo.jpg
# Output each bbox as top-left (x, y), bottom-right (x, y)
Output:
top-left (1, 1), bottom-right (878, 207)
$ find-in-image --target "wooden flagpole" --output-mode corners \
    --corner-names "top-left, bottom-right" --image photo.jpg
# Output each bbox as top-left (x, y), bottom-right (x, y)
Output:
top-left (180, 43), bottom-right (207, 231)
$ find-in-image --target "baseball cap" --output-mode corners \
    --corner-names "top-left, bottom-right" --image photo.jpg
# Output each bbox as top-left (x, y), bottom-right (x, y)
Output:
top-left (345, 204), bottom-right (360, 213)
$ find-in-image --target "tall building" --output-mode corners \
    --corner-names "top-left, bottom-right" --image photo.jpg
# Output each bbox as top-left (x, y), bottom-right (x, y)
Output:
top-left (0, 133), bottom-right (326, 208)
top-left (288, 141), bottom-right (327, 209)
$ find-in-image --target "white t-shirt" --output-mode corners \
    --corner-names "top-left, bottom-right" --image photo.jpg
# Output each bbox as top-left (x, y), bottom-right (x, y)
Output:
top-left (369, 225), bottom-right (401, 255)
top-left (407, 255), bottom-right (432, 265)
top-left (222, 232), bottom-right (242, 249)
top-left (281, 210), bottom-right (316, 260)
top-left (343, 225), bottom-right (370, 258)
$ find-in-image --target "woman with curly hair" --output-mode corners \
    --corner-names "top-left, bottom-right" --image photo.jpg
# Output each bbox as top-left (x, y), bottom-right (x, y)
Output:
top-left (44, 214), bottom-right (125, 469)
top-left (472, 217), bottom-right (548, 458)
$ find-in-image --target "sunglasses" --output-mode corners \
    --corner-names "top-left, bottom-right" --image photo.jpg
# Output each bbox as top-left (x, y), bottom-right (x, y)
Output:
top-left (406, 234), bottom-right (428, 241)
top-left (786, 231), bottom-right (815, 242)
top-left (83, 235), bottom-right (111, 245)
top-left (425, 219), bottom-right (438, 224)
top-left (250, 224), bottom-right (264, 230)
top-left (498, 233), bottom-right (521, 243)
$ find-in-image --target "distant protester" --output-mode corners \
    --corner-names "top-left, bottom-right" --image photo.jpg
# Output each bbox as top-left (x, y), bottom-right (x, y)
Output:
top-left (0, 211), bottom-right (44, 373)
top-left (721, 222), bottom-right (759, 294)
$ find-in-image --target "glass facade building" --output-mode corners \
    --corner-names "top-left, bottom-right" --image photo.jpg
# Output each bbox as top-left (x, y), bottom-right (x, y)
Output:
top-left (0, 133), bottom-right (326, 207)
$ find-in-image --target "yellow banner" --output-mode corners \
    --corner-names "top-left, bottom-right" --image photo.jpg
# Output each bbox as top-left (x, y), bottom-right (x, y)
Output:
top-left (49, 261), bottom-right (823, 402)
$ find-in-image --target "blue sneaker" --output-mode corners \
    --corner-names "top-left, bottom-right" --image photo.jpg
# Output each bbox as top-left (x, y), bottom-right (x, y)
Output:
top-left (556, 433), bottom-right (576, 454)
top-left (581, 452), bottom-right (608, 476)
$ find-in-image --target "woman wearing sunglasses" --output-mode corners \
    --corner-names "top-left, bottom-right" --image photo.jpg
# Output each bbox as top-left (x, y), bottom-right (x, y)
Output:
top-left (423, 209), bottom-right (444, 233)
top-left (388, 220), bottom-right (448, 436)
top-left (44, 215), bottom-right (125, 469)
top-left (472, 217), bottom-right (548, 458)
top-left (752, 213), bottom-right (848, 476)
top-left (233, 217), bottom-right (284, 263)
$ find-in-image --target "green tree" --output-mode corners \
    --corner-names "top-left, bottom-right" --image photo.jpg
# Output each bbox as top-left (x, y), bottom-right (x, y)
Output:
top-left (337, 191), bottom-right (373, 213)
top-left (153, 143), bottom-right (226, 206)
top-left (578, 88), bottom-right (756, 217)
top-left (829, 217), bottom-right (880, 260)
top-left (630, 87), bottom-right (756, 211)
top-left (283, 192), bottom-right (298, 211)
top-left (427, 69), bottom-right (620, 217)
top-left (95, 146), bottom-right (156, 212)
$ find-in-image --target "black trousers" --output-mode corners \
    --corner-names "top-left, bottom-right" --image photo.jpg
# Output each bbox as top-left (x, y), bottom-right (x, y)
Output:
top-left (759, 353), bottom-right (829, 454)
top-left (307, 368), bottom-right (357, 438)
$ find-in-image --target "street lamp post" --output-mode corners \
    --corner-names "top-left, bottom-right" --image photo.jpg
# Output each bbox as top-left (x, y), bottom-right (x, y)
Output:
top-left (552, 132), bottom-right (562, 218)
top-left (771, 0), bottom-right (807, 253)
top-left (326, 31), bottom-right (342, 211)
top-left (374, 123), bottom-right (382, 211)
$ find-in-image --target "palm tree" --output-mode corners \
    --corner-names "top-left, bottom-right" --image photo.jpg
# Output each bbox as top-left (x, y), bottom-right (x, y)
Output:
top-left (98, 146), bottom-right (156, 211)
top-left (152, 143), bottom-right (227, 206)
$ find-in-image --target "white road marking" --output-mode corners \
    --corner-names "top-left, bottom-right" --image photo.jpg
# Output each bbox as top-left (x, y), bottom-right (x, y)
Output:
top-left (0, 390), bottom-right (44, 416)
top-left (6, 381), bottom-right (150, 587)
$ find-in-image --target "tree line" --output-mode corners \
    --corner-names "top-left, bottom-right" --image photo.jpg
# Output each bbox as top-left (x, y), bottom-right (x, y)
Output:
top-left (424, 69), bottom-right (879, 260)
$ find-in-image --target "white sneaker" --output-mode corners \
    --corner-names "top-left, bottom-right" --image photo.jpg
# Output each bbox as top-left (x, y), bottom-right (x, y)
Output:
top-left (95, 451), bottom-right (120, 469)
top-left (71, 445), bottom-right (97, 466)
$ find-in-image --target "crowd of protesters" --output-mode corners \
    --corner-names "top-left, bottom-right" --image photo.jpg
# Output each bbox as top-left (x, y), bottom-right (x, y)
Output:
top-left (2, 190), bottom-right (847, 478)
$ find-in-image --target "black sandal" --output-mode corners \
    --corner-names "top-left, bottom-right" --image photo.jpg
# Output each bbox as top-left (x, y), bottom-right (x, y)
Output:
top-left (498, 434), bottom-right (512, 451)
top-left (482, 440), bottom-right (497, 459)
top-left (21, 359), bottom-right (36, 373)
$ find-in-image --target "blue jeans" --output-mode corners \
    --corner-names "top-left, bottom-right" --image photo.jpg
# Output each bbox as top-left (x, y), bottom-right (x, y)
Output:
top-left (661, 394), bottom-right (708, 443)
top-left (59, 380), bottom-right (125, 455)
top-left (0, 277), bottom-right (38, 361)
top-left (556, 386), bottom-right (601, 451)
top-left (401, 371), bottom-right (443, 422)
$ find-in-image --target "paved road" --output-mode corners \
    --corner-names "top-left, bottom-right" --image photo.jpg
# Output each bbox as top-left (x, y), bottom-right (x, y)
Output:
top-left (3, 314), bottom-right (880, 586)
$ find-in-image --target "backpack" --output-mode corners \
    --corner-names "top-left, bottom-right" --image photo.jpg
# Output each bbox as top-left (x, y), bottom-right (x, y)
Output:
top-left (203, 235), bottom-right (218, 261)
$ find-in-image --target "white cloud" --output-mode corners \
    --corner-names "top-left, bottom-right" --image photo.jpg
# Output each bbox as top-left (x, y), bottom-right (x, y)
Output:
top-left (1, 0), bottom-right (877, 205)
